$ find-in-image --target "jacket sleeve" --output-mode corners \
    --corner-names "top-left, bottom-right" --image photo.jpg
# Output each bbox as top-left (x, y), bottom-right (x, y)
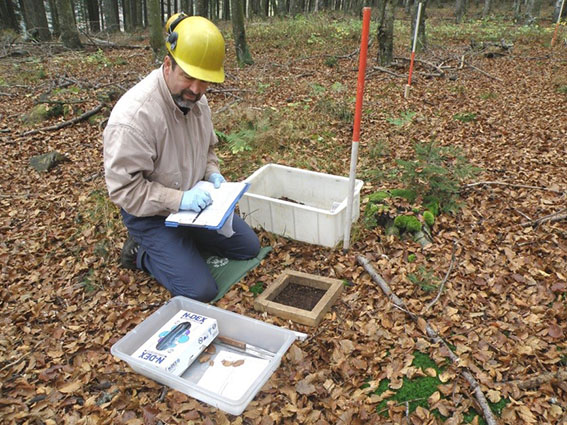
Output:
top-left (103, 123), bottom-right (183, 217)
top-left (200, 96), bottom-right (221, 181)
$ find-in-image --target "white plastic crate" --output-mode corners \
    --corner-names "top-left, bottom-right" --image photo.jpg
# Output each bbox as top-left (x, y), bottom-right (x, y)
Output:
top-left (111, 296), bottom-right (300, 415)
top-left (239, 164), bottom-right (363, 247)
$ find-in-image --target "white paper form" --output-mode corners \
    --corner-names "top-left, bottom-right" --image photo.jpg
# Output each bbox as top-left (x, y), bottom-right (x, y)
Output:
top-left (197, 350), bottom-right (270, 400)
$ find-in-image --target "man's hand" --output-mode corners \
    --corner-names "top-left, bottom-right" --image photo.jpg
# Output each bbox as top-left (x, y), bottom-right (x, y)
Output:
top-left (208, 172), bottom-right (226, 189)
top-left (180, 187), bottom-right (212, 212)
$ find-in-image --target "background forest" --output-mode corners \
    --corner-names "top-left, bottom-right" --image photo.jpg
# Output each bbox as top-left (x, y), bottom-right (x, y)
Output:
top-left (1, 0), bottom-right (567, 424)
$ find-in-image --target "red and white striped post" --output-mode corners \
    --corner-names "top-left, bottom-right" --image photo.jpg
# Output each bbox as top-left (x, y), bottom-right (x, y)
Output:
top-left (405, 2), bottom-right (423, 99)
top-left (343, 7), bottom-right (371, 252)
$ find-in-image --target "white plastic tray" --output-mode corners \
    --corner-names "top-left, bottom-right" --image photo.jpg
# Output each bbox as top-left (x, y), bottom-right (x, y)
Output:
top-left (111, 296), bottom-right (300, 415)
top-left (239, 164), bottom-right (363, 247)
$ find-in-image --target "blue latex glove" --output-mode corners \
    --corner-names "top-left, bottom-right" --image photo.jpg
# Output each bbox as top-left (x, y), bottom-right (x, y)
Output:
top-left (179, 187), bottom-right (212, 212)
top-left (208, 172), bottom-right (226, 189)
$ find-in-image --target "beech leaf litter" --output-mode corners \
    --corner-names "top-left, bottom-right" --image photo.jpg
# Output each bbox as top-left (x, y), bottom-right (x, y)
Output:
top-left (1, 14), bottom-right (567, 425)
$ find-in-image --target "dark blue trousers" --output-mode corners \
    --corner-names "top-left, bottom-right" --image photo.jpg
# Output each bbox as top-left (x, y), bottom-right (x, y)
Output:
top-left (121, 210), bottom-right (260, 302)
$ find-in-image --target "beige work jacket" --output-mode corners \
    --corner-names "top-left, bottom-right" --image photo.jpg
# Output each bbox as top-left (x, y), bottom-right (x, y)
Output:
top-left (103, 66), bottom-right (220, 217)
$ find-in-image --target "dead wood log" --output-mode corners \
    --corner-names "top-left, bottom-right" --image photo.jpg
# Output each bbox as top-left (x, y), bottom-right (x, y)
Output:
top-left (498, 368), bottom-right (567, 389)
top-left (394, 56), bottom-right (445, 76)
top-left (356, 255), bottom-right (498, 425)
top-left (521, 208), bottom-right (567, 228)
top-left (22, 103), bottom-right (104, 137)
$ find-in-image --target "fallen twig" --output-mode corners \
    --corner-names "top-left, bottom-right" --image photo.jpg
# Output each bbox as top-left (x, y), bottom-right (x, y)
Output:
top-left (22, 103), bottom-right (104, 136)
top-left (425, 240), bottom-right (458, 311)
top-left (464, 181), bottom-right (564, 194)
top-left (464, 61), bottom-right (503, 82)
top-left (521, 208), bottom-right (567, 228)
top-left (356, 255), bottom-right (498, 425)
top-left (370, 66), bottom-right (405, 78)
top-left (497, 368), bottom-right (567, 389)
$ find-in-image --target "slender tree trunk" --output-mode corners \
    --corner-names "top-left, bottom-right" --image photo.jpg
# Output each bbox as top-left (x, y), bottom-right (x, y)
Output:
top-left (223, 0), bottom-right (230, 19)
top-left (46, 0), bottom-right (61, 36)
top-left (181, 0), bottom-right (191, 14)
top-left (85, 0), bottom-right (101, 32)
top-left (513, 0), bottom-right (522, 23)
top-left (147, 0), bottom-right (163, 57)
top-left (196, 0), bottom-right (208, 16)
top-left (103, 0), bottom-right (120, 31)
top-left (21, 0), bottom-right (51, 40)
top-left (56, 0), bottom-right (82, 48)
top-left (481, 0), bottom-right (491, 18)
top-left (0, 0), bottom-right (20, 32)
top-left (231, 0), bottom-right (253, 65)
top-left (524, 0), bottom-right (541, 25)
top-left (376, 0), bottom-right (394, 66)
top-left (455, 0), bottom-right (466, 23)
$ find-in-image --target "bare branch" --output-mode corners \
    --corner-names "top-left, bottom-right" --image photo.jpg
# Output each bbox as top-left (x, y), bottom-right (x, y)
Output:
top-left (425, 240), bottom-right (458, 311)
top-left (357, 255), bottom-right (498, 425)
top-left (22, 103), bottom-right (104, 137)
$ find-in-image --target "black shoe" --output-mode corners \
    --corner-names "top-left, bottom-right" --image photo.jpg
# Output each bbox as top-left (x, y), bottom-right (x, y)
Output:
top-left (121, 235), bottom-right (139, 270)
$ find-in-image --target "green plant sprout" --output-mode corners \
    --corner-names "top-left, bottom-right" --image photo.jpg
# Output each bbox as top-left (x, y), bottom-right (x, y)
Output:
top-left (453, 112), bottom-right (477, 122)
top-left (407, 266), bottom-right (439, 292)
top-left (386, 110), bottom-right (416, 127)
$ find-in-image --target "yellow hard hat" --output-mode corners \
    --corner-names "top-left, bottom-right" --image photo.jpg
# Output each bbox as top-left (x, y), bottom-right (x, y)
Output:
top-left (165, 13), bottom-right (225, 83)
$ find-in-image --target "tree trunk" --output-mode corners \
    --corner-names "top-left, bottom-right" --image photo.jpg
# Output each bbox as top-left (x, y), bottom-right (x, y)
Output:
top-left (524, 0), bottom-right (541, 25)
top-left (181, 0), bottom-right (192, 14)
top-left (196, 0), bottom-right (208, 16)
top-left (56, 0), bottom-right (82, 48)
top-left (21, 0), bottom-right (51, 40)
top-left (513, 0), bottom-right (522, 23)
top-left (376, 0), bottom-right (394, 66)
top-left (85, 0), bottom-right (101, 32)
top-left (147, 0), bottom-right (163, 57)
top-left (0, 0), bottom-right (21, 32)
top-left (455, 0), bottom-right (466, 23)
top-left (481, 0), bottom-right (491, 18)
top-left (231, 0), bottom-right (253, 65)
top-left (103, 0), bottom-right (120, 31)
top-left (46, 0), bottom-right (61, 36)
top-left (411, 0), bottom-right (426, 52)
top-left (223, 0), bottom-right (230, 19)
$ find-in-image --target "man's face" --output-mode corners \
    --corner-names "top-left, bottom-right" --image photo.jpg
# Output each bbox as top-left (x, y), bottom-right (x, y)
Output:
top-left (163, 55), bottom-right (209, 109)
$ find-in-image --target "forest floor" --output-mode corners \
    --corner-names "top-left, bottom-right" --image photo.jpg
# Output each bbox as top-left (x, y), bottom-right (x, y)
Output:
top-left (1, 8), bottom-right (567, 425)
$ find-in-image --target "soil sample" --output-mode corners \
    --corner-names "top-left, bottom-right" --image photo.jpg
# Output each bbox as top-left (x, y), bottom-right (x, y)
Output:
top-left (271, 282), bottom-right (326, 310)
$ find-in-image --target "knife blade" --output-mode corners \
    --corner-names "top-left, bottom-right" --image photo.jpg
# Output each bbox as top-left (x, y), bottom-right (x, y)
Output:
top-left (215, 335), bottom-right (274, 360)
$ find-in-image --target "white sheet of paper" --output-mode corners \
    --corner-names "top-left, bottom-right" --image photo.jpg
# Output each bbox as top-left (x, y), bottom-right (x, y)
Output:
top-left (197, 350), bottom-right (270, 400)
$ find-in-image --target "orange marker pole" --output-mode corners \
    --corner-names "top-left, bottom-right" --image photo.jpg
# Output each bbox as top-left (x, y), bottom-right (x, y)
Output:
top-left (343, 7), bottom-right (371, 252)
top-left (552, 0), bottom-right (565, 48)
top-left (405, 2), bottom-right (423, 98)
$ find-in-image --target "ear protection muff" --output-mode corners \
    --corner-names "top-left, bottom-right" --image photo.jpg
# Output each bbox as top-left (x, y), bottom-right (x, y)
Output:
top-left (166, 12), bottom-right (189, 52)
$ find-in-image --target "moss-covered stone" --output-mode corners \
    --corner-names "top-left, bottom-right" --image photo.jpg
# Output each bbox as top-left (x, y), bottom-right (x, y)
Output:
top-left (30, 151), bottom-right (68, 172)
top-left (394, 215), bottom-right (421, 232)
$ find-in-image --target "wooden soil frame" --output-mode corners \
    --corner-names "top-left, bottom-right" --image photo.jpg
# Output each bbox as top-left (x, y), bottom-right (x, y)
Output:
top-left (253, 270), bottom-right (343, 327)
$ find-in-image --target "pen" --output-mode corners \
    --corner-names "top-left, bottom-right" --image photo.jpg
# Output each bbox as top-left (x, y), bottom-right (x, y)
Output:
top-left (192, 201), bottom-right (212, 223)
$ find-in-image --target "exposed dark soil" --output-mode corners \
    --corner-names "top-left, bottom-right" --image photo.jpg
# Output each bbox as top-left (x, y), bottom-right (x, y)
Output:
top-left (271, 282), bottom-right (326, 310)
